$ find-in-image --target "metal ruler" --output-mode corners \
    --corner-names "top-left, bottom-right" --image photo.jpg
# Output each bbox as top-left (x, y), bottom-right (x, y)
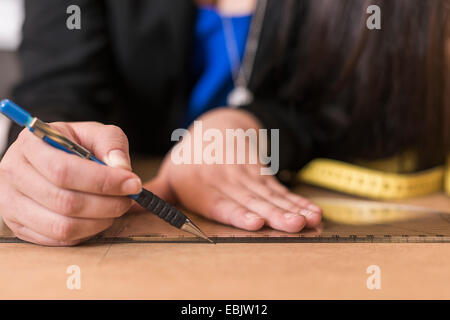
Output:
top-left (1, 198), bottom-right (450, 244)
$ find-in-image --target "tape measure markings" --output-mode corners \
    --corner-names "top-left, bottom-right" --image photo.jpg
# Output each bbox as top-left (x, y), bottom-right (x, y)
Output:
top-left (299, 158), bottom-right (446, 199)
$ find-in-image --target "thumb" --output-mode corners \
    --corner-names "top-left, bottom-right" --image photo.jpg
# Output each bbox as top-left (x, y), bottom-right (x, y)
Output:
top-left (90, 124), bottom-right (132, 170)
top-left (55, 122), bottom-right (133, 171)
top-left (103, 149), bottom-right (131, 171)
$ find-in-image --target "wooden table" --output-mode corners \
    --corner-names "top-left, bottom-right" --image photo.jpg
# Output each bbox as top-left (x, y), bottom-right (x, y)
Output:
top-left (1, 158), bottom-right (450, 299)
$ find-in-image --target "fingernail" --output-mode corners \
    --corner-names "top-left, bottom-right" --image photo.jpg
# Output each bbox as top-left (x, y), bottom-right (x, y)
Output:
top-left (105, 150), bottom-right (131, 170)
top-left (300, 209), bottom-right (317, 217)
top-left (284, 212), bottom-right (300, 219)
top-left (307, 204), bottom-right (322, 213)
top-left (122, 178), bottom-right (142, 194)
top-left (245, 213), bottom-right (262, 220)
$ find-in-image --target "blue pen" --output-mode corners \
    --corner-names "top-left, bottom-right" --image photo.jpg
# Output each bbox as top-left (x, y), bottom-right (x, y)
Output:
top-left (0, 99), bottom-right (213, 243)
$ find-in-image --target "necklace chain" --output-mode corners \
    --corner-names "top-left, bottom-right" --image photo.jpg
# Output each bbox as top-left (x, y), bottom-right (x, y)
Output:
top-left (221, 0), bottom-right (268, 106)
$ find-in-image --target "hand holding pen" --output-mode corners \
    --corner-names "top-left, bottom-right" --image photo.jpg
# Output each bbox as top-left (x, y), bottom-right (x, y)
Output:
top-left (0, 100), bottom-right (212, 246)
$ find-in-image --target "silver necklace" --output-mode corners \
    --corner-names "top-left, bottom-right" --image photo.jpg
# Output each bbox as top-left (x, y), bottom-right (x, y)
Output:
top-left (221, 0), bottom-right (268, 108)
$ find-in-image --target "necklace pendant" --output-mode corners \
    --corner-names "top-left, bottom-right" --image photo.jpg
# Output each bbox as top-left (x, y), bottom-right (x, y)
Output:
top-left (227, 86), bottom-right (254, 108)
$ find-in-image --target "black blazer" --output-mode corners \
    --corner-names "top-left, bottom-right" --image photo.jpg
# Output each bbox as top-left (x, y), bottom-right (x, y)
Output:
top-left (10, 0), bottom-right (310, 171)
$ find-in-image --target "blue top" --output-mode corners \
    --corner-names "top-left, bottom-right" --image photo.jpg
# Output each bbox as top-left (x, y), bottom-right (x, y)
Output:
top-left (0, 99), bottom-right (33, 127)
top-left (185, 6), bottom-right (252, 126)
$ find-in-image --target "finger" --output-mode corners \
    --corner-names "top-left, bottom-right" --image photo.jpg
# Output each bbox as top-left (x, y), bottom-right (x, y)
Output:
top-left (177, 184), bottom-right (265, 231)
top-left (21, 129), bottom-right (141, 195)
top-left (10, 157), bottom-right (133, 218)
top-left (51, 122), bottom-right (132, 170)
top-left (242, 164), bottom-right (323, 213)
top-left (4, 219), bottom-right (86, 246)
top-left (238, 174), bottom-right (321, 228)
top-left (266, 177), bottom-right (322, 212)
top-left (263, 176), bottom-right (322, 228)
top-left (217, 183), bottom-right (307, 233)
top-left (5, 188), bottom-right (113, 241)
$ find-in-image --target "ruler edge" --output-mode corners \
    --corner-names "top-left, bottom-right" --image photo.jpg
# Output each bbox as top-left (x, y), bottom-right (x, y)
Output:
top-left (1, 235), bottom-right (450, 244)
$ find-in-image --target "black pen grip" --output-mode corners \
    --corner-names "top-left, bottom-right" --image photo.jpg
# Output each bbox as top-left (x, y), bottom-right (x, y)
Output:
top-left (133, 188), bottom-right (186, 229)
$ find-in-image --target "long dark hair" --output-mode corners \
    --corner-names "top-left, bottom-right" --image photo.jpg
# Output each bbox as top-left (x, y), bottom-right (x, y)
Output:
top-left (282, 0), bottom-right (450, 169)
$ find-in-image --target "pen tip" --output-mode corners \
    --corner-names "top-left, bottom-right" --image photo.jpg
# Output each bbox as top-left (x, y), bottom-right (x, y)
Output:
top-left (181, 220), bottom-right (214, 244)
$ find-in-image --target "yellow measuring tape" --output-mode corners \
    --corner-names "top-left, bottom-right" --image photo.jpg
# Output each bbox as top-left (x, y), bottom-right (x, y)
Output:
top-left (298, 155), bottom-right (450, 200)
top-left (446, 158), bottom-right (450, 194)
top-left (310, 197), bottom-right (438, 225)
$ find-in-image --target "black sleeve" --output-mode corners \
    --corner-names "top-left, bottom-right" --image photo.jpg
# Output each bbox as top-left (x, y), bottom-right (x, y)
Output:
top-left (8, 0), bottom-right (114, 146)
